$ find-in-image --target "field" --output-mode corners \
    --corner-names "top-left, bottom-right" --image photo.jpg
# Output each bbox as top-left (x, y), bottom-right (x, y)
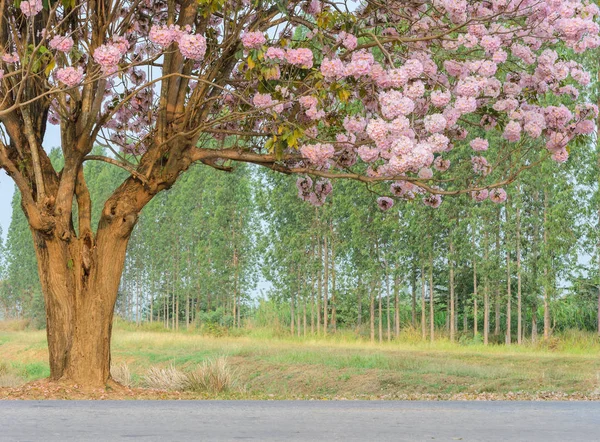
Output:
top-left (1, 321), bottom-right (600, 400)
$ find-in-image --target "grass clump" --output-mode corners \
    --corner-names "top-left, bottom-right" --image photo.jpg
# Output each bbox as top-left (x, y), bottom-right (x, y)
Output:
top-left (0, 361), bottom-right (25, 388)
top-left (142, 364), bottom-right (188, 391)
top-left (186, 356), bottom-right (237, 393)
top-left (111, 362), bottom-right (133, 388)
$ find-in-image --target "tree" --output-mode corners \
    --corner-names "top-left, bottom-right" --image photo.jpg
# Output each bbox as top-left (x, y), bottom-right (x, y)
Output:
top-left (0, 1), bottom-right (597, 386)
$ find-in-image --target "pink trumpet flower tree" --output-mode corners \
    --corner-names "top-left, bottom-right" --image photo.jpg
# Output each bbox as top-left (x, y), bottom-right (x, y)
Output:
top-left (0, 0), bottom-right (597, 386)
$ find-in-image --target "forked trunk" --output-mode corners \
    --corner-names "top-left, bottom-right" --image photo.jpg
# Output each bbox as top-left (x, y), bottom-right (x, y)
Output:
top-left (34, 223), bottom-right (131, 387)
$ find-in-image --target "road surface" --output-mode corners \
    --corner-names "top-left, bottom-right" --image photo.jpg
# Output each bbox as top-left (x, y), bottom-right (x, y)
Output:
top-left (1, 400), bottom-right (599, 441)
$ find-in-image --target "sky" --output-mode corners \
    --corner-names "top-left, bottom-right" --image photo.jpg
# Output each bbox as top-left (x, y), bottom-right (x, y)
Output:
top-left (0, 171), bottom-right (14, 238)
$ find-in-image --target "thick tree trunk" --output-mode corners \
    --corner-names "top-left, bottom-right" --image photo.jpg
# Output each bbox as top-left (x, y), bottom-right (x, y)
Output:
top-left (429, 252), bottom-right (434, 343)
top-left (34, 224), bottom-right (131, 386)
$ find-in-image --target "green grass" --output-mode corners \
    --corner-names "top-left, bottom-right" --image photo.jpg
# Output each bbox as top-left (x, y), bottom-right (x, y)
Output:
top-left (1, 324), bottom-right (600, 398)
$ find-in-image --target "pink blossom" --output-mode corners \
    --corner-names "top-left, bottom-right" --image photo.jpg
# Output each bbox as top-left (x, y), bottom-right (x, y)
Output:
top-left (418, 167), bottom-right (433, 179)
top-left (379, 91), bottom-right (414, 119)
top-left (20, 0), bottom-right (42, 17)
top-left (299, 96), bottom-right (318, 109)
top-left (403, 59), bottom-right (424, 79)
top-left (149, 25), bottom-right (181, 47)
top-left (489, 188), bottom-right (507, 204)
top-left (423, 194), bottom-right (442, 208)
top-left (454, 96), bottom-right (477, 114)
top-left (343, 116), bottom-right (367, 134)
top-left (430, 90), bottom-right (451, 108)
top-left (1, 52), bottom-right (19, 63)
top-left (338, 32), bottom-right (358, 50)
top-left (285, 48), bottom-right (313, 68)
top-left (357, 146), bottom-right (379, 163)
top-left (472, 156), bottom-right (491, 176)
top-left (265, 47), bottom-right (286, 61)
top-left (345, 50), bottom-right (374, 77)
top-left (471, 189), bottom-right (489, 202)
top-left (503, 121), bottom-right (521, 142)
top-left (470, 138), bottom-right (488, 151)
top-left (433, 156), bottom-right (450, 172)
top-left (377, 197), bottom-right (394, 211)
top-left (320, 57), bottom-right (345, 79)
top-left (300, 143), bottom-right (335, 166)
top-left (178, 33), bottom-right (207, 61)
top-left (49, 35), bottom-right (74, 53)
top-left (55, 67), bottom-right (83, 87)
top-left (241, 32), bottom-right (266, 49)
top-left (551, 148), bottom-right (569, 163)
top-left (424, 114), bottom-right (447, 134)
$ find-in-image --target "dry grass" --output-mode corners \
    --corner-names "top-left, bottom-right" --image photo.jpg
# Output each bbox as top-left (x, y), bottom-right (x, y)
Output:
top-left (111, 362), bottom-right (133, 388)
top-left (0, 319), bottom-right (29, 332)
top-left (142, 364), bottom-right (188, 391)
top-left (0, 361), bottom-right (25, 388)
top-left (2, 326), bottom-right (600, 399)
top-left (186, 357), bottom-right (237, 393)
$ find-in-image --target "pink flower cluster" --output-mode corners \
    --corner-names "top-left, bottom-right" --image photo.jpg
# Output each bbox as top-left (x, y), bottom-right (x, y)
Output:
top-left (49, 35), bottom-right (74, 53)
top-left (94, 40), bottom-right (129, 75)
top-left (253, 93), bottom-right (283, 113)
top-left (285, 48), bottom-right (313, 68)
top-left (149, 25), bottom-right (206, 61)
top-left (56, 67), bottom-right (83, 87)
top-left (241, 32), bottom-right (266, 49)
top-left (300, 143), bottom-right (335, 166)
top-left (20, 0), bottom-right (42, 17)
top-left (469, 138), bottom-right (488, 151)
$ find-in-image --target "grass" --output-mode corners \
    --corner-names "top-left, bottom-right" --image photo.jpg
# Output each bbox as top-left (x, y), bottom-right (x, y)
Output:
top-left (1, 324), bottom-right (600, 399)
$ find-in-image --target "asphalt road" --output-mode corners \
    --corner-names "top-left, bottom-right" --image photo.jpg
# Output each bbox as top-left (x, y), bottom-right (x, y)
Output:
top-left (1, 400), bottom-right (599, 441)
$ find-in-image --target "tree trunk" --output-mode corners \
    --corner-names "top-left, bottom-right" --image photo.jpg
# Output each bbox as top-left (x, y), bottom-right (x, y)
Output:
top-left (411, 263), bottom-right (417, 328)
top-left (378, 281), bottom-right (383, 343)
top-left (386, 271), bottom-right (391, 342)
top-left (331, 229), bottom-right (337, 332)
top-left (323, 235), bottom-right (329, 335)
top-left (317, 236), bottom-right (322, 335)
top-left (473, 232), bottom-right (478, 337)
top-left (34, 223), bottom-right (131, 386)
top-left (516, 198), bottom-right (522, 345)
top-left (429, 252), bottom-right (434, 343)
top-left (370, 281), bottom-right (375, 343)
top-left (394, 274), bottom-right (400, 339)
top-left (421, 262), bottom-right (426, 340)
top-left (483, 230), bottom-right (489, 346)
top-left (449, 237), bottom-right (455, 342)
top-left (506, 204), bottom-right (511, 345)
top-left (543, 189), bottom-right (551, 340)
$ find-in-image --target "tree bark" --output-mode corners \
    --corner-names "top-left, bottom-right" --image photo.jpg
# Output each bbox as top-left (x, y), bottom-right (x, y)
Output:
top-left (394, 274), bottom-right (400, 339)
top-left (421, 262), bottom-right (426, 340)
top-left (506, 205), bottom-right (511, 345)
top-left (543, 189), bottom-right (551, 340)
top-left (449, 237), bottom-right (455, 342)
top-left (34, 218), bottom-right (133, 386)
top-left (483, 229), bottom-right (490, 346)
top-left (323, 235), bottom-right (329, 335)
top-left (429, 251), bottom-right (434, 343)
top-left (516, 195), bottom-right (522, 345)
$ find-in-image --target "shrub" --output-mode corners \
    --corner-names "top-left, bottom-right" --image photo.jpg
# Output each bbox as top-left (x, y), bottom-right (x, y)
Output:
top-left (185, 356), bottom-right (237, 393)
